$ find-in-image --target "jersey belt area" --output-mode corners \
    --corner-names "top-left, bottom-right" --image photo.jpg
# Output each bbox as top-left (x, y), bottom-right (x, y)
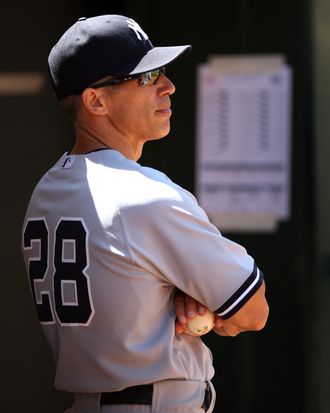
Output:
top-left (100, 383), bottom-right (212, 410)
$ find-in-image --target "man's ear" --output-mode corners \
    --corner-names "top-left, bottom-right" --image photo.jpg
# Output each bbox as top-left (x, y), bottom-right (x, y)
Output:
top-left (81, 88), bottom-right (108, 116)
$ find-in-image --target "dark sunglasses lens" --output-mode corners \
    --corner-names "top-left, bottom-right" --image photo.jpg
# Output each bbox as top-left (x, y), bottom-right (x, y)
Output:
top-left (153, 67), bottom-right (165, 78)
top-left (139, 67), bottom-right (166, 86)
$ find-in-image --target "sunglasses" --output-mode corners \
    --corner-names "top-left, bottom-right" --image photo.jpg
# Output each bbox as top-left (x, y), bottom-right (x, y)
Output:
top-left (91, 67), bottom-right (166, 89)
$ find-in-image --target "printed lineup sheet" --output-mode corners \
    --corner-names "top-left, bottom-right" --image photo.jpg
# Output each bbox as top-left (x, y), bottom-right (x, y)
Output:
top-left (195, 55), bottom-right (292, 232)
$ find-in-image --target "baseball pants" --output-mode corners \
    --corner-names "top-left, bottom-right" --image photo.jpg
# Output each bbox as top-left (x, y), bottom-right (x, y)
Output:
top-left (65, 380), bottom-right (215, 413)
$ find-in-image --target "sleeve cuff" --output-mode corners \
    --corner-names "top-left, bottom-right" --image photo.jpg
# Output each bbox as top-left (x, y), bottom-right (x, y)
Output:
top-left (215, 262), bottom-right (264, 319)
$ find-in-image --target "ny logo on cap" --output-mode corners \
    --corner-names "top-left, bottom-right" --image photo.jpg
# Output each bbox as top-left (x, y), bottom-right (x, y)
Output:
top-left (127, 18), bottom-right (148, 41)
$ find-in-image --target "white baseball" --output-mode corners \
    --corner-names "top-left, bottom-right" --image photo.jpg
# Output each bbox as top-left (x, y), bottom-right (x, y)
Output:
top-left (184, 309), bottom-right (215, 336)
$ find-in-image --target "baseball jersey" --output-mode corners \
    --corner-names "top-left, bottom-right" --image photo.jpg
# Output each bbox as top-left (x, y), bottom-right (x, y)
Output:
top-left (22, 148), bottom-right (263, 393)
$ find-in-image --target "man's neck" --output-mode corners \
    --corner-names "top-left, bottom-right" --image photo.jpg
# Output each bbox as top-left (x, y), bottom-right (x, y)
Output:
top-left (70, 123), bottom-right (144, 161)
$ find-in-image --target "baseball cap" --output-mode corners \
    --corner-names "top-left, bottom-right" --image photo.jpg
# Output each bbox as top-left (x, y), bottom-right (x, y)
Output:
top-left (48, 14), bottom-right (192, 99)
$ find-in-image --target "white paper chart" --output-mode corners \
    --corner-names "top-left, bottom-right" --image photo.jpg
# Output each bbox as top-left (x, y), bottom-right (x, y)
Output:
top-left (196, 56), bottom-right (292, 231)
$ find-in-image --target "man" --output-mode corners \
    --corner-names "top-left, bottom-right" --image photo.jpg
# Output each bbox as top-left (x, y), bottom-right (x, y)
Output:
top-left (22, 14), bottom-right (269, 413)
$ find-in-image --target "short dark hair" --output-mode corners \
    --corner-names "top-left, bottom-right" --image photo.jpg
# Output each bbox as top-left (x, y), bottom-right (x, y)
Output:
top-left (59, 95), bottom-right (81, 121)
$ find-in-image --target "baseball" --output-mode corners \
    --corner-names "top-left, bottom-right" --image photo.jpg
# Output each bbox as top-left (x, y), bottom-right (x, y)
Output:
top-left (184, 309), bottom-right (215, 336)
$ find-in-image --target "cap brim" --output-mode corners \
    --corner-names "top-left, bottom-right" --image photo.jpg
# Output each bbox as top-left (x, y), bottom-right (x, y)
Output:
top-left (126, 45), bottom-right (192, 75)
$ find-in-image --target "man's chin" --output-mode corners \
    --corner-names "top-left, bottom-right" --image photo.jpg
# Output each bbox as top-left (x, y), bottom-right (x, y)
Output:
top-left (149, 127), bottom-right (171, 141)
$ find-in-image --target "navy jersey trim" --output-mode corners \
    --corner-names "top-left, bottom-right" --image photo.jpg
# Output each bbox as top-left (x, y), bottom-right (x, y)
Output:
top-left (67, 148), bottom-right (113, 155)
top-left (215, 262), bottom-right (263, 319)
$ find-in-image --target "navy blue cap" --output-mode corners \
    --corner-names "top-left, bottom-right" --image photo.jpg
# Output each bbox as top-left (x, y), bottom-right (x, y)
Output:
top-left (48, 15), bottom-right (192, 99)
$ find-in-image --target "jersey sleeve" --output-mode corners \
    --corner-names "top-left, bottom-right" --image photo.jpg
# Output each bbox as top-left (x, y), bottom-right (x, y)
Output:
top-left (119, 187), bottom-right (263, 319)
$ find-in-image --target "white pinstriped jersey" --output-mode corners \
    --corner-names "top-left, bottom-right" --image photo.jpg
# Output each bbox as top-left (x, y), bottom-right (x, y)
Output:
top-left (22, 149), bottom-right (263, 393)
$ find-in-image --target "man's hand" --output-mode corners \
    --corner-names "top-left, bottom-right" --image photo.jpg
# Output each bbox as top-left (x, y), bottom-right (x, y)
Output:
top-left (174, 281), bottom-right (268, 337)
top-left (174, 292), bottom-right (224, 334)
top-left (213, 280), bottom-right (269, 336)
